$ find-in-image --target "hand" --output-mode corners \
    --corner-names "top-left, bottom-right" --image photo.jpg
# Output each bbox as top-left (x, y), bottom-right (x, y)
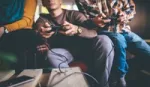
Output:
top-left (59, 21), bottom-right (78, 36)
top-left (0, 27), bottom-right (5, 38)
top-left (39, 22), bottom-right (55, 38)
top-left (93, 14), bottom-right (111, 28)
top-left (117, 11), bottom-right (128, 24)
top-left (37, 44), bottom-right (49, 53)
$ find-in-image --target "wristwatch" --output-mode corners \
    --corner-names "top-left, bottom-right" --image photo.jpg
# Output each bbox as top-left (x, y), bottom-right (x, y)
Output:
top-left (4, 26), bottom-right (9, 33)
top-left (76, 26), bottom-right (82, 35)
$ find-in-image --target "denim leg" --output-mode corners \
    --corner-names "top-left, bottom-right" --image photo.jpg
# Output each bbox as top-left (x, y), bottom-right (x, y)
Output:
top-left (99, 31), bottom-right (128, 78)
top-left (122, 31), bottom-right (150, 70)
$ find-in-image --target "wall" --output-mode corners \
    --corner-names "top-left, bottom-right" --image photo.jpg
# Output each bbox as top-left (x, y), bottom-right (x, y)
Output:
top-left (129, 0), bottom-right (150, 38)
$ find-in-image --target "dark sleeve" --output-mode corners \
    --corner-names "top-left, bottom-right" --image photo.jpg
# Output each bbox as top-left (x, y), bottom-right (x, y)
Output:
top-left (69, 11), bottom-right (97, 38)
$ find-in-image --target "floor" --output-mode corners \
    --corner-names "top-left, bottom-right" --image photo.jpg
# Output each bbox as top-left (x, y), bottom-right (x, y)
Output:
top-left (126, 70), bottom-right (150, 87)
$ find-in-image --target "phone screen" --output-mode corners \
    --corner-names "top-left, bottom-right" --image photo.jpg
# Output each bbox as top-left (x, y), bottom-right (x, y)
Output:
top-left (0, 75), bottom-right (34, 87)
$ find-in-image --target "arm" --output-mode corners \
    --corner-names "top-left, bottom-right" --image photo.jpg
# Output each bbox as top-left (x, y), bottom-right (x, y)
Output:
top-left (4, 0), bottom-right (37, 32)
top-left (122, 0), bottom-right (136, 21)
top-left (69, 11), bottom-right (97, 38)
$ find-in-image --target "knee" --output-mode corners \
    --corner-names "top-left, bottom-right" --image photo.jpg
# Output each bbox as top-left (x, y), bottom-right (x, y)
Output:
top-left (113, 34), bottom-right (127, 48)
top-left (47, 48), bottom-right (73, 63)
top-left (96, 35), bottom-right (114, 48)
top-left (114, 34), bottom-right (125, 41)
top-left (94, 35), bottom-right (114, 56)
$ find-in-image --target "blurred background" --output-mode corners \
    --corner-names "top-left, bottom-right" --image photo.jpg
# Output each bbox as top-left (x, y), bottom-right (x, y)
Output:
top-left (36, 0), bottom-right (150, 39)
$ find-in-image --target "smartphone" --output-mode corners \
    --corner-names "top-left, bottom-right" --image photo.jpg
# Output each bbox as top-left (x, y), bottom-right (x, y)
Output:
top-left (0, 75), bottom-right (34, 87)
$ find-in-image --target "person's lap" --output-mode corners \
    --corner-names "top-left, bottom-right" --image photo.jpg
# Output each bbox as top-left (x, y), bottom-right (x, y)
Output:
top-left (47, 34), bottom-right (114, 87)
top-left (122, 31), bottom-right (150, 70)
top-left (0, 29), bottom-right (46, 69)
top-left (47, 34), bottom-right (95, 68)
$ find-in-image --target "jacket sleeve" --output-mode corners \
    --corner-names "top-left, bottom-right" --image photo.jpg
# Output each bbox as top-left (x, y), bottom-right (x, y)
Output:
top-left (4, 0), bottom-right (37, 32)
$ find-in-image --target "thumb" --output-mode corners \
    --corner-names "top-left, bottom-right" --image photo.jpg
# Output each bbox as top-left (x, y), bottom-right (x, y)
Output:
top-left (101, 13), bottom-right (106, 18)
top-left (62, 21), bottom-right (70, 25)
top-left (98, 13), bottom-right (106, 18)
top-left (45, 22), bottom-right (51, 27)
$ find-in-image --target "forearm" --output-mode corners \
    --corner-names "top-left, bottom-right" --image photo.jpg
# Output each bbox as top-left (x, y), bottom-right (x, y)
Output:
top-left (77, 26), bottom-right (97, 38)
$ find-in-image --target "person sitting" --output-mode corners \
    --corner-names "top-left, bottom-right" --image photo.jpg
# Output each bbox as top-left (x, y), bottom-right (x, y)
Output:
top-left (75, 0), bottom-right (150, 87)
top-left (0, 0), bottom-right (47, 69)
top-left (34, 0), bottom-right (114, 87)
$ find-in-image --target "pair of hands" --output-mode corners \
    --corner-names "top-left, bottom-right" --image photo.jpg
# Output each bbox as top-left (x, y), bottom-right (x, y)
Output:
top-left (39, 21), bottom-right (79, 39)
top-left (37, 21), bottom-right (79, 53)
top-left (93, 11), bottom-right (128, 28)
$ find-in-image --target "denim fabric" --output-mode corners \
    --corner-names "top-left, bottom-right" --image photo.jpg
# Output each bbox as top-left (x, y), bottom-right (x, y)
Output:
top-left (99, 30), bottom-right (150, 77)
top-left (122, 31), bottom-right (150, 70)
top-left (99, 31), bottom-right (128, 77)
top-left (122, 30), bottom-right (150, 56)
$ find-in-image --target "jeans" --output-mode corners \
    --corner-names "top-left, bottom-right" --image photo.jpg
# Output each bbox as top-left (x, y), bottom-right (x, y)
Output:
top-left (122, 31), bottom-right (150, 70)
top-left (47, 35), bottom-right (114, 87)
top-left (99, 30), bottom-right (150, 78)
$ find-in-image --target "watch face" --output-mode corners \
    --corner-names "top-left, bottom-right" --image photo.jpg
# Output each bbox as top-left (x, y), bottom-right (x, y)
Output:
top-left (79, 28), bottom-right (82, 33)
top-left (77, 28), bottom-right (82, 34)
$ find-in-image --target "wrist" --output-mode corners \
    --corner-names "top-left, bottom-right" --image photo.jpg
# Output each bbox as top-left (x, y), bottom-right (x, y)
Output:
top-left (4, 26), bottom-right (9, 33)
top-left (76, 26), bottom-right (82, 35)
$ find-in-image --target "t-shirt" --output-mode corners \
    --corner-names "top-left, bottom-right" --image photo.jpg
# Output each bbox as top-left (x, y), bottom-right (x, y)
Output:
top-left (36, 9), bottom-right (97, 38)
